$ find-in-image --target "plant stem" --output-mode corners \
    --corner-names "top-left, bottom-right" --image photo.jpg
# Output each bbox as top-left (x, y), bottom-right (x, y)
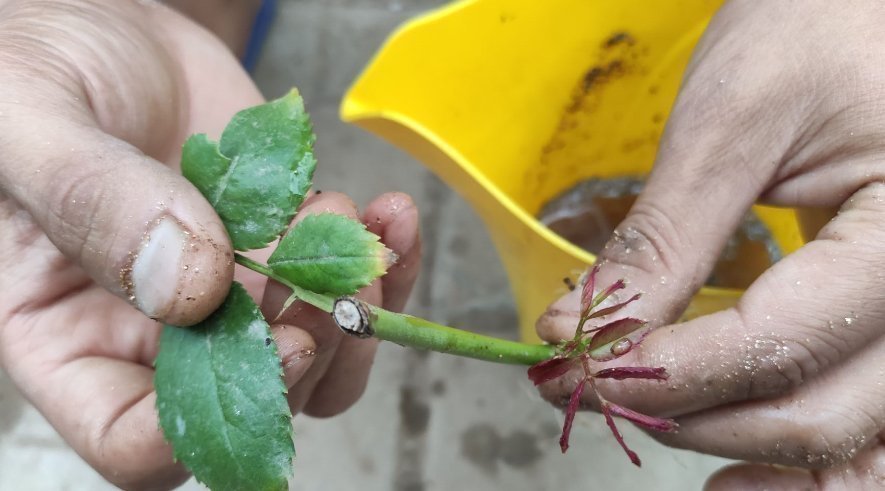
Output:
top-left (235, 253), bottom-right (555, 366)
top-left (368, 308), bottom-right (555, 365)
top-left (236, 253), bottom-right (334, 311)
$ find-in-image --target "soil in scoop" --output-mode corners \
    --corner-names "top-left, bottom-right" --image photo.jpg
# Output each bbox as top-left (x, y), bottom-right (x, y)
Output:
top-left (538, 177), bottom-right (781, 289)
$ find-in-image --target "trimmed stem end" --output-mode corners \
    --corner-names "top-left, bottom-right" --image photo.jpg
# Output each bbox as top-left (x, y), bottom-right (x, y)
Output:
top-left (332, 297), bottom-right (374, 338)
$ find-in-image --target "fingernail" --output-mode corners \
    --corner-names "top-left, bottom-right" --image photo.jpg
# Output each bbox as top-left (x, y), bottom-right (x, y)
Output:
top-left (131, 216), bottom-right (186, 319)
top-left (277, 332), bottom-right (317, 388)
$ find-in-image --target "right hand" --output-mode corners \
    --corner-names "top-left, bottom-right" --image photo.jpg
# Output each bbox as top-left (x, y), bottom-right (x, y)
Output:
top-left (536, 0), bottom-right (885, 487)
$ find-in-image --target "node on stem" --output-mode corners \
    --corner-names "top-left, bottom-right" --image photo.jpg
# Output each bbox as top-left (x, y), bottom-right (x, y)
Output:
top-left (332, 297), bottom-right (374, 338)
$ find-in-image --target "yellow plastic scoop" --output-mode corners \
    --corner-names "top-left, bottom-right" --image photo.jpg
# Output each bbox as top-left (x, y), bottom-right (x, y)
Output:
top-left (341, 0), bottom-right (806, 342)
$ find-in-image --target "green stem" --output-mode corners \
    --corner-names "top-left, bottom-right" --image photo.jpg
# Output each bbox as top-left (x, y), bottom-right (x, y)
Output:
top-left (235, 254), bottom-right (555, 366)
top-left (369, 309), bottom-right (555, 365)
top-left (236, 253), bottom-right (334, 312)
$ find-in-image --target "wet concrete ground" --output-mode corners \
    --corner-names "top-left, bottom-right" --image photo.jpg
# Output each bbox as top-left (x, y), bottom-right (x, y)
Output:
top-left (0, 1), bottom-right (731, 489)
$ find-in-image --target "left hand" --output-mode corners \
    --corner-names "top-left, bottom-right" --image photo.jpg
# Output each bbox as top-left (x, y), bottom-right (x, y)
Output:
top-left (0, 2), bottom-right (422, 489)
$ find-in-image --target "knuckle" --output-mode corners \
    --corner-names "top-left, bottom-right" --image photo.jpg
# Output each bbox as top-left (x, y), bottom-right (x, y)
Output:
top-left (0, 25), bottom-right (83, 99)
top-left (735, 304), bottom-right (832, 400)
top-left (743, 336), bottom-right (812, 399)
top-left (742, 326), bottom-right (849, 401)
top-left (830, 183), bottom-right (885, 243)
top-left (45, 166), bottom-right (112, 262)
top-left (602, 202), bottom-right (686, 281)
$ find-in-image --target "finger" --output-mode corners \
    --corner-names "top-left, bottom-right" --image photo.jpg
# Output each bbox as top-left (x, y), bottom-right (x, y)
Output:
top-left (0, 286), bottom-right (188, 489)
top-left (705, 464), bottom-right (816, 490)
top-left (7, 355), bottom-right (189, 490)
top-left (0, 105), bottom-right (231, 329)
top-left (536, 27), bottom-right (796, 342)
top-left (271, 323), bottom-right (317, 389)
top-left (654, 331), bottom-right (885, 468)
top-left (302, 193), bottom-right (421, 416)
top-left (0, 2), bottom-right (235, 326)
top-left (0, 112), bottom-right (234, 326)
top-left (159, 0), bottom-right (275, 303)
top-left (706, 441), bottom-right (885, 491)
top-left (260, 192), bottom-right (360, 414)
top-left (302, 280), bottom-right (382, 417)
top-left (361, 192), bottom-right (421, 312)
top-left (542, 183), bottom-right (885, 418)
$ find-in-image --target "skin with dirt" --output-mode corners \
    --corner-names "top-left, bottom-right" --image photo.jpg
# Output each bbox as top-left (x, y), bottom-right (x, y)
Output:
top-left (538, 176), bottom-right (782, 289)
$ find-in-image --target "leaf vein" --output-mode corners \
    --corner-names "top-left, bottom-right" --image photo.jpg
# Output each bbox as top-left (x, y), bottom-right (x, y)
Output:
top-left (204, 333), bottom-right (249, 482)
top-left (272, 254), bottom-right (378, 265)
top-left (210, 153), bottom-right (239, 207)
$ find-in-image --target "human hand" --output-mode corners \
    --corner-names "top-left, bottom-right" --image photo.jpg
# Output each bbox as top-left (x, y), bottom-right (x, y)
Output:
top-left (0, 1), bottom-right (421, 488)
top-left (536, 0), bottom-right (885, 488)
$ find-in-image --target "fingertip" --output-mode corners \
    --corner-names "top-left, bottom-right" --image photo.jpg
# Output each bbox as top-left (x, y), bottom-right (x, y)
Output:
top-left (129, 214), bottom-right (234, 326)
top-left (363, 191), bottom-right (416, 228)
top-left (369, 193), bottom-right (420, 253)
top-left (705, 464), bottom-right (816, 491)
top-left (363, 192), bottom-right (421, 312)
top-left (535, 287), bottom-right (582, 344)
top-left (272, 324), bottom-right (318, 389)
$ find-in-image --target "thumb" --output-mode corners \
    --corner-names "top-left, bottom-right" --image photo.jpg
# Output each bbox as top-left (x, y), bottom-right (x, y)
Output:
top-left (537, 77), bottom-right (791, 340)
top-left (0, 107), bottom-right (233, 326)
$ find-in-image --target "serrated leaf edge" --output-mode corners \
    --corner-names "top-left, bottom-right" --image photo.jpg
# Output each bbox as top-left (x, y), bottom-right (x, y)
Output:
top-left (155, 283), bottom-right (294, 490)
top-left (268, 213), bottom-right (393, 294)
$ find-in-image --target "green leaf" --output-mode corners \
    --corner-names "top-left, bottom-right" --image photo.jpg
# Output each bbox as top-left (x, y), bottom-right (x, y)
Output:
top-left (267, 213), bottom-right (393, 295)
top-left (182, 89), bottom-right (317, 251)
top-left (155, 282), bottom-right (293, 491)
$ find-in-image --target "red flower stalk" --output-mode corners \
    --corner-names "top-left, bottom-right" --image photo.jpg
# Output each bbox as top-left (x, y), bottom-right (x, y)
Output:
top-left (588, 293), bottom-right (641, 320)
top-left (600, 394), bottom-right (642, 466)
top-left (559, 379), bottom-right (586, 453)
top-left (593, 279), bottom-right (626, 308)
top-left (604, 401), bottom-right (678, 432)
top-left (579, 264), bottom-right (600, 312)
top-left (593, 366), bottom-right (669, 381)
top-left (529, 266), bottom-right (676, 466)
